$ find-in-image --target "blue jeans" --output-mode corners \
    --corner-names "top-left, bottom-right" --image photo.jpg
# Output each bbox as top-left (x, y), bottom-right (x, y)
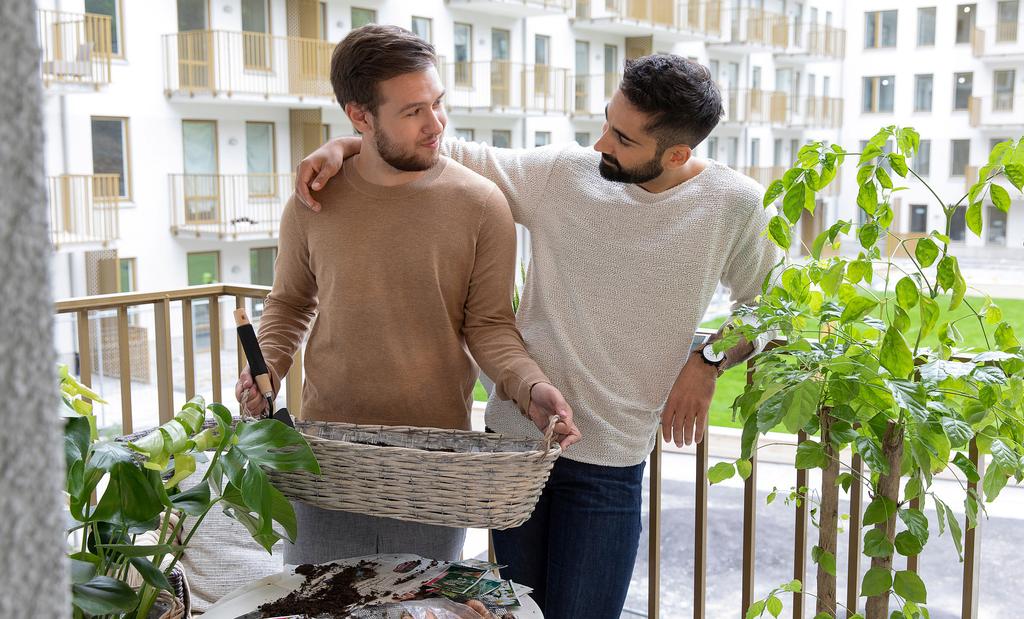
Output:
top-left (492, 456), bottom-right (646, 619)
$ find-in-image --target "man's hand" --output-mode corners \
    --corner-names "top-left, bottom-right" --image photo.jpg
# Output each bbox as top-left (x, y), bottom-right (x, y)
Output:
top-left (527, 382), bottom-right (581, 449)
top-left (661, 352), bottom-right (718, 447)
top-left (234, 366), bottom-right (280, 420)
top-left (294, 137), bottom-right (360, 212)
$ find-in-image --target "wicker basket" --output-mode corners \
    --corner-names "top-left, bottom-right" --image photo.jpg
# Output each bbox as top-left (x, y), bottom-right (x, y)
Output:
top-left (268, 417), bottom-right (562, 529)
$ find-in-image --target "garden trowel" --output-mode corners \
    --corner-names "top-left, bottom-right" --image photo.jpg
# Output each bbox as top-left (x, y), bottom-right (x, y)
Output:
top-left (233, 308), bottom-right (295, 428)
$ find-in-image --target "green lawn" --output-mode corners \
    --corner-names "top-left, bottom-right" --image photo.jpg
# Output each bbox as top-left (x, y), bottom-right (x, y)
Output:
top-left (474, 297), bottom-right (1024, 428)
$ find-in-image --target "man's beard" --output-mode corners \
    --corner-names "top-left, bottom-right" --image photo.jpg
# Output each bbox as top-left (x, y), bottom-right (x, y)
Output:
top-left (374, 127), bottom-right (439, 172)
top-left (598, 153), bottom-right (664, 184)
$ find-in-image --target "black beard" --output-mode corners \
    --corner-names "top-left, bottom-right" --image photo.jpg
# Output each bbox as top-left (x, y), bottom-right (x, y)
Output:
top-left (598, 155), bottom-right (663, 184)
top-left (375, 128), bottom-right (438, 172)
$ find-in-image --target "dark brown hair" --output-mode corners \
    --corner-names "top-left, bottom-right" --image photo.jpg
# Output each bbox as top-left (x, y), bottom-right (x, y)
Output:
top-left (619, 54), bottom-right (723, 150)
top-left (330, 24), bottom-right (438, 113)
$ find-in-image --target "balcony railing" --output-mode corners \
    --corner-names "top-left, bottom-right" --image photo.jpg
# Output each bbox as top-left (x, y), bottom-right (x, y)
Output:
top-left (724, 6), bottom-right (789, 49)
top-left (968, 95), bottom-right (1024, 128)
top-left (574, 0), bottom-right (724, 39)
top-left (971, 22), bottom-right (1024, 57)
top-left (783, 23), bottom-right (846, 59)
top-left (792, 95), bottom-right (844, 128)
top-left (169, 173), bottom-right (293, 239)
top-left (51, 290), bottom-right (998, 617)
top-left (749, 166), bottom-right (841, 197)
top-left (445, 0), bottom-right (573, 16)
top-left (570, 73), bottom-right (621, 117)
top-left (162, 30), bottom-right (334, 100)
top-left (439, 61), bottom-right (570, 115)
top-left (720, 89), bottom-right (790, 125)
top-left (37, 9), bottom-right (113, 89)
top-left (47, 174), bottom-right (120, 249)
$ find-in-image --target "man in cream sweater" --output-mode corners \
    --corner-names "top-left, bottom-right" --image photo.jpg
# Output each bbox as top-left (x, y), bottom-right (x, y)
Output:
top-left (294, 54), bottom-right (781, 618)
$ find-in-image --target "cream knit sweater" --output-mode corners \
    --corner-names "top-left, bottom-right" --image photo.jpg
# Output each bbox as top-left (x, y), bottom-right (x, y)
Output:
top-left (443, 140), bottom-right (782, 467)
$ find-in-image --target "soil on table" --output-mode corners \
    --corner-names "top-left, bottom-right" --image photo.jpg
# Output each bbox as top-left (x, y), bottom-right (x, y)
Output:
top-left (258, 560), bottom-right (379, 618)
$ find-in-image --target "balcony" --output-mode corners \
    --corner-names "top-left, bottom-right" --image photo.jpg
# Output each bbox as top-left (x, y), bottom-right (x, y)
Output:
top-left (711, 5), bottom-right (788, 51)
top-left (573, 0), bottom-right (724, 41)
top-left (570, 73), bottom-right (620, 119)
top-left (162, 30), bottom-right (334, 103)
top-left (169, 173), bottom-right (292, 240)
top-left (719, 89), bottom-right (790, 126)
top-left (968, 95), bottom-right (1024, 129)
top-left (444, 0), bottom-right (572, 18)
top-left (777, 23), bottom-right (846, 62)
top-left (789, 95), bottom-right (844, 129)
top-left (439, 61), bottom-right (570, 116)
top-left (37, 9), bottom-right (113, 90)
top-left (971, 22), bottom-right (1024, 61)
top-left (47, 174), bottom-right (120, 250)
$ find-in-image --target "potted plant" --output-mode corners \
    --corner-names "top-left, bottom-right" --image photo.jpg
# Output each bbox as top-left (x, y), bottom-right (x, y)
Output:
top-left (61, 365), bottom-right (320, 618)
top-left (707, 129), bottom-right (1023, 619)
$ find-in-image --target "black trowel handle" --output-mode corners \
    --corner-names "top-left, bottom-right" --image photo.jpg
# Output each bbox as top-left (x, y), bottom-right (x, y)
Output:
top-left (233, 308), bottom-right (294, 427)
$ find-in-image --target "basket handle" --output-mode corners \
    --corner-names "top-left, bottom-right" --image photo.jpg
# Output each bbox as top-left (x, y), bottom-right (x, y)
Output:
top-left (542, 415), bottom-right (561, 451)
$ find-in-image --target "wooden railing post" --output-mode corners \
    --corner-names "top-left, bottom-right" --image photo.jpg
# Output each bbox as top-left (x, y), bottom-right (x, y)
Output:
top-left (116, 306), bottom-right (133, 434)
top-left (962, 440), bottom-right (983, 619)
top-left (649, 439), bottom-right (662, 619)
top-left (793, 429), bottom-right (808, 619)
top-left (154, 298), bottom-right (174, 423)
top-left (695, 428), bottom-right (708, 618)
top-left (742, 360), bottom-right (758, 614)
top-left (846, 453), bottom-right (863, 618)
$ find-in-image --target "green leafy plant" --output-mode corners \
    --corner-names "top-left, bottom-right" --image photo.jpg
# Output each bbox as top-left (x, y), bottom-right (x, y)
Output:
top-left (714, 129), bottom-right (1024, 619)
top-left (61, 365), bottom-right (320, 618)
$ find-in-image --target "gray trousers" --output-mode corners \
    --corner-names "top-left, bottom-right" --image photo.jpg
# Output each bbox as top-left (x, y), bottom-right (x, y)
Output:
top-left (284, 502), bottom-right (467, 565)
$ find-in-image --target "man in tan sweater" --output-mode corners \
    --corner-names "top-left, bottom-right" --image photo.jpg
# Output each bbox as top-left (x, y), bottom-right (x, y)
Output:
top-left (234, 25), bottom-right (579, 565)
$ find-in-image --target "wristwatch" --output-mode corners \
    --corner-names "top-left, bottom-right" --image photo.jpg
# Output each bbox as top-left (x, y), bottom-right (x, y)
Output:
top-left (697, 343), bottom-right (726, 377)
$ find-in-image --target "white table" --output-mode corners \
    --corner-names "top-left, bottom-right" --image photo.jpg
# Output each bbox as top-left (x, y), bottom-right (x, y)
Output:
top-left (203, 554), bottom-right (542, 618)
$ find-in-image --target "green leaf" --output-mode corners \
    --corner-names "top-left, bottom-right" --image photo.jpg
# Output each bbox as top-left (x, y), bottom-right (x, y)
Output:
top-left (796, 440), bottom-right (829, 470)
top-left (991, 184), bottom-right (1011, 213)
top-left (943, 501), bottom-right (964, 560)
top-left (768, 215), bottom-right (792, 249)
top-left (764, 180), bottom-right (785, 206)
top-left (1005, 163), bottom-right (1024, 190)
top-left (875, 167), bottom-right (894, 189)
top-left (895, 277), bottom-right (919, 310)
top-left (736, 459), bottom-right (752, 481)
top-left (941, 418), bottom-right (974, 449)
top-left (766, 595), bottom-right (783, 618)
top-left (129, 556), bottom-right (173, 593)
top-left (72, 576), bottom-right (140, 616)
top-left (91, 462), bottom-right (166, 529)
top-left (899, 508), bottom-right (929, 545)
top-left (95, 543), bottom-right (179, 557)
top-left (914, 238), bottom-right (939, 267)
top-left (880, 328), bottom-right (914, 378)
top-left (841, 296), bottom-right (878, 324)
top-left (895, 530), bottom-right (924, 556)
top-left (858, 222), bottom-right (880, 249)
top-left (783, 381), bottom-right (822, 434)
top-left (863, 528), bottom-right (895, 557)
top-left (746, 600), bottom-right (766, 619)
top-left (812, 545), bottom-right (837, 576)
top-left (169, 480), bottom-right (213, 516)
top-left (856, 437), bottom-right (889, 476)
top-left (860, 567), bottom-right (893, 597)
top-left (966, 201), bottom-right (983, 237)
top-left (784, 182), bottom-right (807, 224)
top-left (847, 259), bottom-right (873, 285)
top-left (857, 182), bottom-right (879, 216)
top-left (894, 570), bottom-right (927, 604)
top-left (233, 419), bottom-right (321, 474)
top-left (69, 552), bottom-right (100, 585)
top-left (991, 439), bottom-right (1018, 472)
top-left (919, 297), bottom-right (940, 340)
top-left (952, 452), bottom-right (981, 483)
top-left (983, 463), bottom-right (1009, 501)
top-left (995, 321), bottom-right (1020, 350)
top-left (864, 496), bottom-right (898, 526)
top-left (781, 579), bottom-right (802, 593)
top-left (936, 256), bottom-right (957, 292)
top-left (811, 228), bottom-right (831, 260)
top-left (859, 143), bottom-right (884, 165)
top-left (889, 153), bottom-right (909, 176)
top-left (708, 462), bottom-right (736, 484)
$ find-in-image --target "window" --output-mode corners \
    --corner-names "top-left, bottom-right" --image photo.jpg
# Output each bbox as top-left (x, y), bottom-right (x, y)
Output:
top-left (85, 0), bottom-right (123, 56)
top-left (994, 70), bottom-right (1016, 111)
top-left (862, 76), bottom-right (895, 113)
top-left (998, 1), bottom-right (1020, 42)
top-left (864, 10), bottom-right (898, 48)
top-left (950, 207), bottom-right (967, 241)
top-left (91, 117), bottom-right (131, 199)
top-left (773, 139), bottom-right (783, 166)
top-left (575, 132), bottom-right (591, 146)
top-left (491, 130), bottom-right (511, 148)
top-left (575, 40), bottom-right (590, 112)
top-left (910, 205), bottom-right (928, 233)
top-left (988, 207), bottom-right (1008, 245)
top-left (950, 139), bottom-right (971, 177)
top-left (953, 72), bottom-right (973, 110)
top-left (187, 251), bottom-right (220, 285)
top-left (246, 122), bottom-right (275, 196)
top-left (250, 247), bottom-right (277, 286)
top-left (241, 0), bottom-right (271, 70)
top-left (750, 138), bottom-right (760, 167)
top-left (321, 124), bottom-right (330, 144)
top-left (455, 128), bottom-right (475, 141)
top-left (914, 74), bottom-right (933, 112)
top-left (454, 23), bottom-right (472, 87)
top-left (707, 136), bottom-right (718, 159)
top-left (604, 44), bottom-right (618, 98)
top-left (411, 16), bottom-right (432, 42)
top-left (182, 120), bottom-right (218, 222)
top-left (726, 137), bottom-right (739, 168)
top-left (535, 132), bottom-right (551, 147)
top-left (917, 139), bottom-right (931, 176)
top-left (790, 139), bottom-right (800, 162)
top-left (823, 76), bottom-right (831, 97)
top-left (917, 7), bottom-right (936, 45)
top-left (956, 4), bottom-right (976, 44)
top-left (351, 7), bottom-right (376, 28)
top-left (118, 257), bottom-right (136, 292)
top-left (535, 35), bottom-right (551, 95)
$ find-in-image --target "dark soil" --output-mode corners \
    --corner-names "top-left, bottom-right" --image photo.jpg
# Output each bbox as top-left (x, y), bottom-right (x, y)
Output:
top-left (258, 560), bottom-right (378, 618)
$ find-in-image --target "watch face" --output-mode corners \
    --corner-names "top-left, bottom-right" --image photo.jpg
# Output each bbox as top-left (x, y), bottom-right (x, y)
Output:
top-left (703, 345), bottom-right (726, 363)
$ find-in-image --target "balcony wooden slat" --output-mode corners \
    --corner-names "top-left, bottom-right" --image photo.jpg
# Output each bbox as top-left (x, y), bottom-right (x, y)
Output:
top-left (793, 430), bottom-right (809, 618)
top-left (649, 439), bottom-right (662, 619)
top-left (209, 295), bottom-right (222, 405)
top-left (116, 306), bottom-right (133, 435)
top-left (741, 360), bottom-right (757, 614)
top-left (963, 439), bottom-right (983, 619)
top-left (286, 349), bottom-right (303, 417)
top-left (76, 310), bottom-right (92, 390)
top-left (846, 453), bottom-right (863, 618)
top-left (154, 298), bottom-right (174, 424)
top-left (236, 295), bottom-right (246, 375)
top-left (183, 299), bottom-right (196, 400)
top-left (694, 429), bottom-right (708, 618)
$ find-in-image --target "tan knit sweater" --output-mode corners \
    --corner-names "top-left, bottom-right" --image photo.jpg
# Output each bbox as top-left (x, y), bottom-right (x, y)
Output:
top-left (257, 156), bottom-right (549, 430)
